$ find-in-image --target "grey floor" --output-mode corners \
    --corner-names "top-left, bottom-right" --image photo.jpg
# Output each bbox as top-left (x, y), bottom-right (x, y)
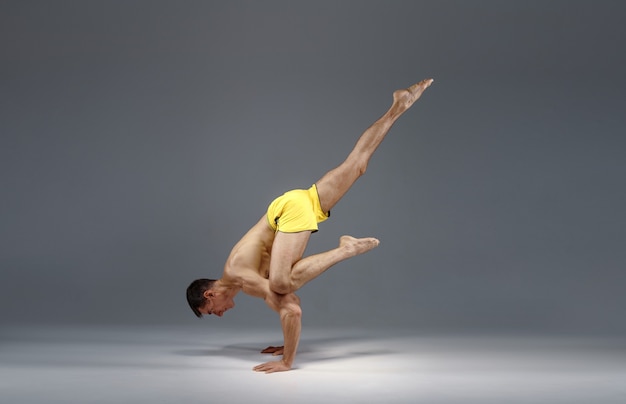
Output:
top-left (1, 325), bottom-right (625, 404)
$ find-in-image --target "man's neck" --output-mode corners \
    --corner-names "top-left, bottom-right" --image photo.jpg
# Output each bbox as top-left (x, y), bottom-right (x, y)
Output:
top-left (213, 279), bottom-right (241, 298)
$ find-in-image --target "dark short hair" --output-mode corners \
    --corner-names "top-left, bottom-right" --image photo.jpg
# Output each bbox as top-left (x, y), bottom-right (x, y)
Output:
top-left (186, 278), bottom-right (217, 318)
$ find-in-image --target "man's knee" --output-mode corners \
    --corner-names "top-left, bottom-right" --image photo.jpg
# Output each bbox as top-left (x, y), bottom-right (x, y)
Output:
top-left (269, 274), bottom-right (293, 295)
top-left (357, 161), bottom-right (367, 176)
top-left (348, 154), bottom-right (368, 177)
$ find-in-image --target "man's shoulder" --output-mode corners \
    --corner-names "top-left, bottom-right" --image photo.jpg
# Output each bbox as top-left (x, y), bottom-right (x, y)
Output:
top-left (237, 268), bottom-right (270, 299)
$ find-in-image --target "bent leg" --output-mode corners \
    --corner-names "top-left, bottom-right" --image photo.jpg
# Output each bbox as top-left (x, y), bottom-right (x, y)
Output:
top-left (268, 231), bottom-right (311, 294)
top-left (316, 78), bottom-right (433, 213)
top-left (269, 235), bottom-right (380, 294)
top-left (290, 235), bottom-right (379, 291)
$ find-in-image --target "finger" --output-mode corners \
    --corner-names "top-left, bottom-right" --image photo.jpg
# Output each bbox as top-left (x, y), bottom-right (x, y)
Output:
top-left (254, 362), bottom-right (273, 372)
top-left (258, 365), bottom-right (276, 373)
top-left (269, 346), bottom-right (284, 354)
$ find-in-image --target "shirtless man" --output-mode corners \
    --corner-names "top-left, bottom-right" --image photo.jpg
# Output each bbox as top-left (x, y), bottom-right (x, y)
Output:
top-left (186, 78), bottom-right (434, 373)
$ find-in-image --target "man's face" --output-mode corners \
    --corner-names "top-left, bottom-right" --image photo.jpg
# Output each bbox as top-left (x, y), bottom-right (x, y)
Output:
top-left (200, 293), bottom-right (235, 317)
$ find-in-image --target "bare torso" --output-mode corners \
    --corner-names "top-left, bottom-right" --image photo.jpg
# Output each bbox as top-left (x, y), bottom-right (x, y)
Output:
top-left (221, 216), bottom-right (276, 298)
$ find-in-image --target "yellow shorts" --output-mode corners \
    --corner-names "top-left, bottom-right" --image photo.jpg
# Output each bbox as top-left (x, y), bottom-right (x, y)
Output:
top-left (266, 184), bottom-right (330, 233)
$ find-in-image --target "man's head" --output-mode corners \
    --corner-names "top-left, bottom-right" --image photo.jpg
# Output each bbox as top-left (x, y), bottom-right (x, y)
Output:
top-left (186, 278), bottom-right (235, 318)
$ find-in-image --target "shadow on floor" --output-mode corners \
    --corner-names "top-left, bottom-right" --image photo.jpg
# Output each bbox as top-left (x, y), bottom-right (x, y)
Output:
top-left (173, 333), bottom-right (395, 365)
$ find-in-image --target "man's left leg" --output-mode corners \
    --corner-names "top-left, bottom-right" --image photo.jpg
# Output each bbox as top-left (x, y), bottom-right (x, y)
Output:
top-left (269, 233), bottom-right (379, 294)
top-left (315, 79), bottom-right (433, 213)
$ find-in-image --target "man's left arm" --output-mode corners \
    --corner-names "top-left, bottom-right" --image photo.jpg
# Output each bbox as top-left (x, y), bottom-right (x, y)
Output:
top-left (253, 292), bottom-right (302, 373)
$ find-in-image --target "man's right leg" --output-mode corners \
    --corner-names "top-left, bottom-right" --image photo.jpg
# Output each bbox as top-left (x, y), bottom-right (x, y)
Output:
top-left (269, 231), bottom-right (380, 294)
top-left (315, 78), bottom-right (433, 213)
top-left (281, 235), bottom-right (380, 292)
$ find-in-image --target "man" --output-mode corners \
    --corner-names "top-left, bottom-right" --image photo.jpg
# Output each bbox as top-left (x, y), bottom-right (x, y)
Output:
top-left (186, 78), bottom-right (434, 373)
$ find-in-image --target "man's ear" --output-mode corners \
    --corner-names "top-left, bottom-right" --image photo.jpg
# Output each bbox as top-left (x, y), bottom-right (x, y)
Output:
top-left (203, 290), bottom-right (214, 299)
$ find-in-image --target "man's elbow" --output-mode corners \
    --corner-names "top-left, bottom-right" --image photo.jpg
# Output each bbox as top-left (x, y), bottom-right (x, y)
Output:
top-left (280, 304), bottom-right (302, 321)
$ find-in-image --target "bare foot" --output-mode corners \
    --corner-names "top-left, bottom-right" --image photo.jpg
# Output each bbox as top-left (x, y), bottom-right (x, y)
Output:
top-left (392, 78), bottom-right (434, 114)
top-left (339, 235), bottom-right (380, 257)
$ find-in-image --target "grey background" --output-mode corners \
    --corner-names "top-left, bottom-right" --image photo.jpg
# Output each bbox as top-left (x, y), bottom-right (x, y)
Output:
top-left (1, 0), bottom-right (625, 334)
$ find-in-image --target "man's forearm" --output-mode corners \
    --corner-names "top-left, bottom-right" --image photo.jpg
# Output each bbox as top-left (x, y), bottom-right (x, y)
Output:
top-left (255, 292), bottom-right (302, 373)
top-left (280, 306), bottom-right (302, 367)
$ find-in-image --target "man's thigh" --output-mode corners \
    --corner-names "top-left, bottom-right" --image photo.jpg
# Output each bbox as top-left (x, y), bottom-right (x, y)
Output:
top-left (269, 231), bottom-right (311, 284)
top-left (315, 158), bottom-right (362, 213)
